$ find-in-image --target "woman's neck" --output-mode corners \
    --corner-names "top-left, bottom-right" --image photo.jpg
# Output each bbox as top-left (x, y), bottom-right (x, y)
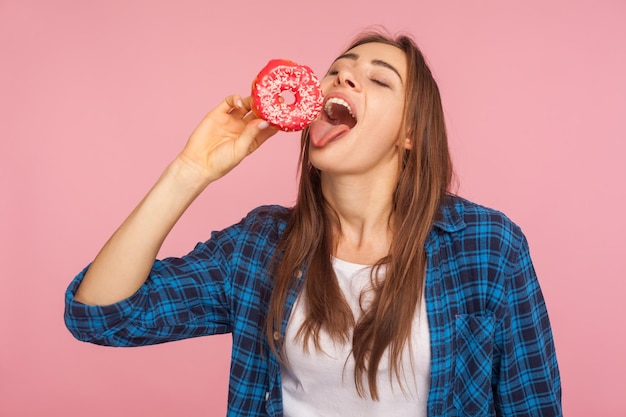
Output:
top-left (321, 172), bottom-right (396, 265)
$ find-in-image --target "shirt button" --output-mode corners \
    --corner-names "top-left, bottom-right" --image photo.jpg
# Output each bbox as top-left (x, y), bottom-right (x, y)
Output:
top-left (294, 269), bottom-right (303, 278)
top-left (265, 391), bottom-right (270, 401)
top-left (273, 331), bottom-right (281, 341)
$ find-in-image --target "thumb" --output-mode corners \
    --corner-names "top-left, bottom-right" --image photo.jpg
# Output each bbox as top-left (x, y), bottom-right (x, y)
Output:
top-left (236, 119), bottom-right (277, 156)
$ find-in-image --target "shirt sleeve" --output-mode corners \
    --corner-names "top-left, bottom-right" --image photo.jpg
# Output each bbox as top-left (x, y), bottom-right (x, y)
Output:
top-left (493, 233), bottom-right (562, 416)
top-left (64, 226), bottom-right (239, 347)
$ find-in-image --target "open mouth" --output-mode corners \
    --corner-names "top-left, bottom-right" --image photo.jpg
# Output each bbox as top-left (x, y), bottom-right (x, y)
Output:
top-left (309, 94), bottom-right (358, 147)
top-left (323, 97), bottom-right (357, 129)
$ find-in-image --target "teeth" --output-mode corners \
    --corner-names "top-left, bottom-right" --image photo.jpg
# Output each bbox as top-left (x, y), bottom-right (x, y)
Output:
top-left (325, 97), bottom-right (355, 119)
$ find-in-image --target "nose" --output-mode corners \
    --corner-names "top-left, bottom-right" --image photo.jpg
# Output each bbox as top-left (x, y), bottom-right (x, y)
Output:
top-left (334, 69), bottom-right (359, 89)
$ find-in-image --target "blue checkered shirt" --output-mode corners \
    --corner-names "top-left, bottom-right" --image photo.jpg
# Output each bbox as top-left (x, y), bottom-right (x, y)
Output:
top-left (65, 196), bottom-right (562, 416)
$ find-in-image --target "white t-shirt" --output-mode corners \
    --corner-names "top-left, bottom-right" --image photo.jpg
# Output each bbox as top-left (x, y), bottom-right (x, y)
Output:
top-left (281, 257), bottom-right (430, 417)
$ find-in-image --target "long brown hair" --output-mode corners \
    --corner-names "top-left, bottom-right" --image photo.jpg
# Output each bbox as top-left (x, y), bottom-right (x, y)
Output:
top-left (266, 30), bottom-right (453, 400)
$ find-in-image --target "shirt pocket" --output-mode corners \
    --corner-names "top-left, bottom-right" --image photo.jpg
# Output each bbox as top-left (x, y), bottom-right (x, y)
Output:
top-left (453, 313), bottom-right (496, 417)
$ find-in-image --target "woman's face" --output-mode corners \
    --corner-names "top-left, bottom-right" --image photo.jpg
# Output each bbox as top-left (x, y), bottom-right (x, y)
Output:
top-left (308, 41), bottom-right (409, 177)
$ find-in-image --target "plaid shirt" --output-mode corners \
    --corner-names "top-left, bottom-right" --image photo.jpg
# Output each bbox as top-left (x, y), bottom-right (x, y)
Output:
top-left (65, 196), bottom-right (562, 416)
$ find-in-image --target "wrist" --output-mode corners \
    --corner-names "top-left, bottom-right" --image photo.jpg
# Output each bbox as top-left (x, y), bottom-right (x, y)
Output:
top-left (165, 156), bottom-right (215, 194)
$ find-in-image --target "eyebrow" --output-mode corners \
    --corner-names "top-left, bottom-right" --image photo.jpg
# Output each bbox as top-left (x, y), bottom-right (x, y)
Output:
top-left (333, 52), bottom-right (404, 85)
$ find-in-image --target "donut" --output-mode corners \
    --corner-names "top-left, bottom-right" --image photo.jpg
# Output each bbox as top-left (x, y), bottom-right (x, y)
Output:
top-left (251, 59), bottom-right (324, 132)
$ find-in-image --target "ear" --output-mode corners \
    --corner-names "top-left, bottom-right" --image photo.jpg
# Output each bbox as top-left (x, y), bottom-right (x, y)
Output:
top-left (402, 137), bottom-right (413, 150)
top-left (401, 124), bottom-right (413, 150)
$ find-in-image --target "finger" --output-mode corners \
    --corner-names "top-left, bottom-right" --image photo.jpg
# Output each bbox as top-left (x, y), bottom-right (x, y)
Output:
top-left (235, 119), bottom-right (277, 156)
top-left (240, 96), bottom-right (264, 124)
top-left (221, 94), bottom-right (242, 110)
top-left (242, 109), bottom-right (259, 123)
top-left (250, 124), bottom-right (279, 153)
top-left (240, 96), bottom-right (254, 112)
top-left (222, 94), bottom-right (249, 117)
top-left (248, 122), bottom-right (278, 154)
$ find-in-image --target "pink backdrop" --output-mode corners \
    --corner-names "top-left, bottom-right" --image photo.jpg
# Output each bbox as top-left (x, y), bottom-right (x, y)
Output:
top-left (2, 0), bottom-right (625, 415)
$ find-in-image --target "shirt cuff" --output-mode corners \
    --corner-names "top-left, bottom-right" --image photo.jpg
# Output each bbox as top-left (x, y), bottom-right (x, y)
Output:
top-left (64, 265), bottom-right (148, 344)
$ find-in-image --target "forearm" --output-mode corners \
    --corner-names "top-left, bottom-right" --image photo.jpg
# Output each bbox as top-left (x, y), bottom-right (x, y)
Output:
top-left (73, 95), bottom-right (274, 306)
top-left (74, 157), bottom-right (212, 306)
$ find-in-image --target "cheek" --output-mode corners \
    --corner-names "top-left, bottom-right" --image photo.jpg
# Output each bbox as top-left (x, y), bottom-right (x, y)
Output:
top-left (320, 78), bottom-right (334, 94)
top-left (358, 110), bottom-right (406, 151)
top-left (367, 103), bottom-right (404, 132)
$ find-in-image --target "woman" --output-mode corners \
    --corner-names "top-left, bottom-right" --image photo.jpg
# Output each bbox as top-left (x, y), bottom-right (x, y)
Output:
top-left (65, 31), bottom-right (562, 416)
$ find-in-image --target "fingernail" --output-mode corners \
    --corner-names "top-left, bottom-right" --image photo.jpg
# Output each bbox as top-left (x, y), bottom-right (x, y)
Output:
top-left (236, 99), bottom-right (243, 107)
top-left (258, 121), bottom-right (269, 129)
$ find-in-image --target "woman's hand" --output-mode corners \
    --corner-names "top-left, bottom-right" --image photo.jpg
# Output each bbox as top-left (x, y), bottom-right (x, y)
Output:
top-left (176, 94), bottom-right (277, 184)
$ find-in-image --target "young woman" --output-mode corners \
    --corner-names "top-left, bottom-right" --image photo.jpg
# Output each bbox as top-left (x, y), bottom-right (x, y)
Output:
top-left (65, 32), bottom-right (562, 416)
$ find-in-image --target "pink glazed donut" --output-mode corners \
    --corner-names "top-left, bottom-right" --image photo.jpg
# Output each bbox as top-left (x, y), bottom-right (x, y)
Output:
top-left (251, 59), bottom-right (324, 132)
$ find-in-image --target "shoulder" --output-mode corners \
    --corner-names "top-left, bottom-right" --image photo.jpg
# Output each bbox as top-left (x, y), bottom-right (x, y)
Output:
top-left (439, 195), bottom-right (526, 251)
top-left (225, 205), bottom-right (292, 244)
top-left (204, 205), bottom-right (291, 243)
top-left (241, 205), bottom-right (291, 229)
top-left (245, 204), bottom-right (291, 219)
top-left (455, 196), bottom-right (520, 230)
top-left (198, 205), bottom-right (292, 262)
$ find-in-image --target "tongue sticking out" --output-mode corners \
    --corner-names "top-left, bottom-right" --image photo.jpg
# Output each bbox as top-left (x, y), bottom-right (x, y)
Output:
top-left (309, 100), bottom-right (357, 147)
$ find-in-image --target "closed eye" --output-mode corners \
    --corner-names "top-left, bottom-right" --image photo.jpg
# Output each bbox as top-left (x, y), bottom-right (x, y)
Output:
top-left (371, 78), bottom-right (390, 88)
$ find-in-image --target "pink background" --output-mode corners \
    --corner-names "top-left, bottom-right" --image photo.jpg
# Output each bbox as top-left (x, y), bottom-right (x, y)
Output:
top-left (1, 0), bottom-right (625, 415)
